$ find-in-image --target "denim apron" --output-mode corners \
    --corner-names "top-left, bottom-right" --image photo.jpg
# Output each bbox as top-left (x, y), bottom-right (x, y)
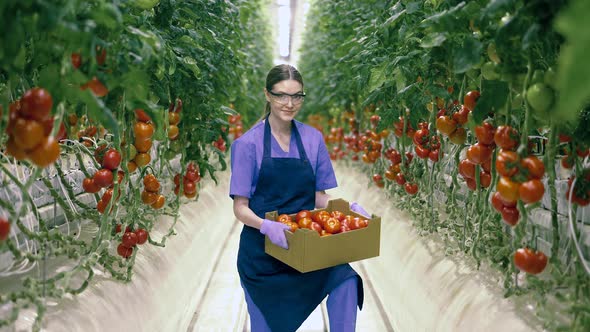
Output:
top-left (237, 116), bottom-right (363, 332)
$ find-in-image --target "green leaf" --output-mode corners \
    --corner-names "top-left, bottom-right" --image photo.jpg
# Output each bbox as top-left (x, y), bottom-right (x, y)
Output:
top-left (452, 36), bottom-right (483, 73)
top-left (553, 0), bottom-right (590, 124)
top-left (472, 80), bottom-right (509, 123)
top-left (420, 32), bottom-right (447, 48)
top-left (368, 63), bottom-right (387, 92)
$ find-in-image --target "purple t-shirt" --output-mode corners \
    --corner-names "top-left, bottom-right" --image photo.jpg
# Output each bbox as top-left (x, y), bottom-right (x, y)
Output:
top-left (229, 119), bottom-right (337, 199)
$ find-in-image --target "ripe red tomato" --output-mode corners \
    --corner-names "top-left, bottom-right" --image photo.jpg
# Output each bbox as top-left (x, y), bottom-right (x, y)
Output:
top-left (71, 53), bottom-right (82, 69)
top-left (82, 178), bottom-right (101, 193)
top-left (413, 128), bottom-right (430, 146)
top-left (135, 228), bottom-right (149, 244)
top-left (141, 190), bottom-right (158, 205)
top-left (135, 109), bottom-right (152, 123)
top-left (115, 224), bottom-right (132, 234)
top-left (122, 232), bottom-right (138, 247)
top-left (514, 248), bottom-right (547, 274)
top-left (501, 206), bottom-right (520, 226)
top-left (452, 105), bottom-right (470, 125)
top-left (20, 87), bottom-right (53, 121)
top-left (520, 156), bottom-right (545, 180)
top-left (404, 182), bottom-right (419, 195)
top-left (298, 217), bottom-right (312, 229)
top-left (352, 217), bottom-right (368, 230)
top-left (459, 159), bottom-right (476, 179)
top-left (0, 218), bottom-right (10, 241)
top-left (151, 195), bottom-right (165, 209)
top-left (183, 181), bottom-right (197, 195)
top-left (13, 118), bottom-right (44, 150)
top-left (143, 174), bottom-right (161, 192)
top-left (474, 122), bottom-right (495, 146)
top-left (102, 148), bottom-right (122, 170)
top-left (117, 243), bottom-right (133, 258)
top-left (169, 112), bottom-right (181, 125)
top-left (494, 126), bottom-right (519, 151)
top-left (324, 217), bottom-right (342, 234)
top-left (466, 143), bottom-right (493, 165)
top-left (463, 90), bottom-right (480, 111)
top-left (93, 169), bottom-right (114, 188)
top-left (394, 173), bottom-right (406, 185)
top-left (415, 145), bottom-right (431, 159)
top-left (134, 122), bottom-right (155, 139)
top-left (491, 191), bottom-right (505, 212)
top-left (330, 210), bottom-right (345, 221)
top-left (428, 149), bottom-right (442, 162)
top-left (83, 77), bottom-right (108, 97)
top-left (309, 222), bottom-right (323, 235)
top-left (496, 150), bottom-right (520, 177)
top-left (519, 179), bottom-right (545, 204)
top-left (277, 214), bottom-right (292, 223)
top-left (96, 46), bottom-right (107, 65)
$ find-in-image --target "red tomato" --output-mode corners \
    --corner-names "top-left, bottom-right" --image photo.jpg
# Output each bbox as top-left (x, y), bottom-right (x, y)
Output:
top-left (143, 174), bottom-right (161, 192)
top-left (295, 210), bottom-right (311, 222)
top-left (13, 118), bottom-right (44, 150)
top-left (135, 109), bottom-right (152, 123)
top-left (496, 150), bottom-right (520, 177)
top-left (82, 178), bottom-right (101, 193)
top-left (494, 126), bottom-right (519, 151)
top-left (102, 148), bottom-right (122, 170)
top-left (404, 182), bottom-right (419, 195)
top-left (324, 217), bottom-right (342, 234)
top-left (458, 159), bottom-right (476, 179)
top-left (520, 156), bottom-right (545, 180)
top-left (474, 122), bottom-right (495, 146)
top-left (151, 195), bottom-right (165, 209)
top-left (0, 218), bottom-right (10, 241)
top-left (413, 128), bottom-right (430, 146)
top-left (93, 169), bottom-right (114, 188)
top-left (117, 243), bottom-right (133, 258)
top-left (514, 248), bottom-right (547, 274)
top-left (135, 228), bottom-right (149, 244)
top-left (141, 190), bottom-right (158, 205)
top-left (309, 222), bottom-right (323, 235)
top-left (519, 179), bottom-right (545, 204)
top-left (479, 171), bottom-right (492, 188)
top-left (330, 210), bottom-right (346, 221)
top-left (28, 136), bottom-right (60, 167)
top-left (429, 149), bottom-right (442, 162)
top-left (71, 53), bottom-right (82, 69)
top-left (491, 191), bottom-right (505, 212)
top-left (115, 224), bottom-right (132, 234)
top-left (352, 217), bottom-right (368, 230)
top-left (452, 105), bottom-right (470, 125)
top-left (122, 232), bottom-right (138, 247)
top-left (277, 214), bottom-right (292, 223)
top-left (463, 90), bottom-right (480, 111)
top-left (134, 122), bottom-right (155, 139)
top-left (466, 143), bottom-right (493, 165)
top-left (183, 181), bottom-right (197, 195)
top-left (394, 173), bottom-right (406, 185)
top-left (501, 206), bottom-right (520, 226)
top-left (83, 77), bottom-right (108, 97)
top-left (298, 217), bottom-right (312, 229)
top-left (20, 87), bottom-right (53, 121)
top-left (96, 46), bottom-right (107, 65)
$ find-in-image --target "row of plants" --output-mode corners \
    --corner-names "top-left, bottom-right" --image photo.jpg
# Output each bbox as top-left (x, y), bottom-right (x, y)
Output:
top-left (299, 0), bottom-right (589, 330)
top-left (0, 0), bottom-right (273, 330)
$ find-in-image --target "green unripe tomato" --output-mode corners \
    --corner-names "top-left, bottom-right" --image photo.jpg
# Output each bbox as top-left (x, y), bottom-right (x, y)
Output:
top-left (487, 43), bottom-right (501, 64)
top-left (526, 83), bottom-right (554, 113)
top-left (481, 62), bottom-right (500, 80)
top-left (512, 93), bottom-right (523, 109)
top-left (544, 67), bottom-right (557, 89)
top-left (530, 69), bottom-right (545, 85)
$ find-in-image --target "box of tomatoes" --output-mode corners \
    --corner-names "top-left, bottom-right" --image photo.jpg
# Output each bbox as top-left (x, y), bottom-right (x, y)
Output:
top-left (264, 198), bottom-right (381, 273)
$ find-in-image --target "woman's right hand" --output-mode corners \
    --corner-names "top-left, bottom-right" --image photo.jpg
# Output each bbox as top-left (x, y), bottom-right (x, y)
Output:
top-left (260, 219), bottom-right (290, 249)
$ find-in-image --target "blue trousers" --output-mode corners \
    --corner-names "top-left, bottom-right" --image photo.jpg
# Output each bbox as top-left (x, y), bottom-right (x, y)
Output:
top-left (243, 277), bottom-right (358, 332)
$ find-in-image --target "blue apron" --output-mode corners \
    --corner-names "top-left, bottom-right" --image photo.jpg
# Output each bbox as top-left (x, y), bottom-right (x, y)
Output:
top-left (237, 116), bottom-right (363, 332)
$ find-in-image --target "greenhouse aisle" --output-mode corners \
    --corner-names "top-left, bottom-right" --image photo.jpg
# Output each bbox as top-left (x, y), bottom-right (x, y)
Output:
top-left (185, 169), bottom-right (393, 332)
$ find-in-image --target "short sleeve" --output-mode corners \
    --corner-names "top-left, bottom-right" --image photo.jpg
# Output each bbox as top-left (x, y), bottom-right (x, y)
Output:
top-left (315, 137), bottom-right (337, 191)
top-left (229, 139), bottom-right (256, 199)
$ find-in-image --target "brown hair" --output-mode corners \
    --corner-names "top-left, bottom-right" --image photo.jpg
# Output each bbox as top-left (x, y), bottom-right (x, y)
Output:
top-left (263, 64), bottom-right (304, 116)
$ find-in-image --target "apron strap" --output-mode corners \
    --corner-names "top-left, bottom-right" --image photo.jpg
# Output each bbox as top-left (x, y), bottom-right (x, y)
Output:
top-left (262, 113), bottom-right (309, 163)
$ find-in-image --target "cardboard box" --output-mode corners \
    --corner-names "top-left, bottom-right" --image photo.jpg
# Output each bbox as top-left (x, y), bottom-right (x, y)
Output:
top-left (264, 198), bottom-right (381, 273)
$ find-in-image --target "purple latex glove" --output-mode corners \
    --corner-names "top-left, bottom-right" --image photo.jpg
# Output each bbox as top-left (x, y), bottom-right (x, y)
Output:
top-left (260, 219), bottom-right (290, 249)
top-left (350, 202), bottom-right (370, 218)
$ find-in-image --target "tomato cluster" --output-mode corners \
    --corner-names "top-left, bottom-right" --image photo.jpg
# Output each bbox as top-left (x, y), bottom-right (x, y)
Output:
top-left (436, 90), bottom-right (477, 146)
top-left (227, 109), bottom-right (244, 140)
top-left (84, 145), bottom-right (124, 214)
top-left (460, 122), bottom-right (495, 191)
top-left (275, 208), bottom-right (369, 237)
top-left (212, 136), bottom-right (227, 152)
top-left (413, 123), bottom-right (442, 163)
top-left (383, 148), bottom-right (418, 195)
top-left (392, 116), bottom-right (415, 138)
top-left (0, 218), bottom-right (10, 242)
top-left (4, 88), bottom-right (64, 167)
top-left (141, 174), bottom-right (165, 209)
top-left (168, 99), bottom-right (182, 141)
top-left (116, 225), bottom-right (149, 259)
top-left (513, 247), bottom-right (548, 275)
top-left (77, 123), bottom-right (100, 148)
top-left (174, 162), bottom-right (200, 199)
top-left (131, 109), bottom-right (156, 170)
top-left (557, 134), bottom-right (589, 170)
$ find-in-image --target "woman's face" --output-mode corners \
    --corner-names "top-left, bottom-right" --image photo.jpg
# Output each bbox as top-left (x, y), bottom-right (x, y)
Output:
top-left (265, 79), bottom-right (304, 123)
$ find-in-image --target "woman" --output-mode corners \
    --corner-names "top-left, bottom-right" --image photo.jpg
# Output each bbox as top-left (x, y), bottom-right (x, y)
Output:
top-left (229, 64), bottom-right (370, 332)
